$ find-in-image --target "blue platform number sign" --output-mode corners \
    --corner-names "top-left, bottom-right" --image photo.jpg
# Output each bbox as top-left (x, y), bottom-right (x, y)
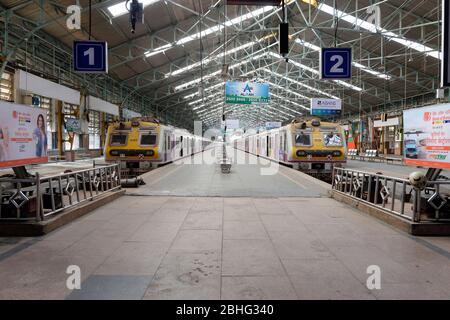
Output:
top-left (73, 41), bottom-right (108, 73)
top-left (320, 48), bottom-right (352, 79)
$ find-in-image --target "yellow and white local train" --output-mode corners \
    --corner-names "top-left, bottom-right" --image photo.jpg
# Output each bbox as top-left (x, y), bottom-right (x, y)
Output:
top-left (234, 118), bottom-right (346, 176)
top-left (105, 118), bottom-right (210, 170)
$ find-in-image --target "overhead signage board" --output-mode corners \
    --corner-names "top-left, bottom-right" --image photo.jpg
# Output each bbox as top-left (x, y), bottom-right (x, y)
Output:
top-left (73, 40), bottom-right (108, 73)
top-left (442, 0), bottom-right (450, 87)
top-left (123, 108), bottom-right (142, 120)
top-left (266, 122), bottom-right (282, 130)
top-left (31, 95), bottom-right (40, 106)
top-left (225, 81), bottom-right (269, 105)
top-left (310, 98), bottom-right (342, 116)
top-left (374, 117), bottom-right (400, 128)
top-left (65, 118), bottom-right (82, 133)
top-left (0, 101), bottom-right (49, 168)
top-left (226, 0), bottom-right (280, 5)
top-left (403, 103), bottom-right (450, 169)
top-left (320, 48), bottom-right (352, 79)
top-left (225, 119), bottom-right (240, 129)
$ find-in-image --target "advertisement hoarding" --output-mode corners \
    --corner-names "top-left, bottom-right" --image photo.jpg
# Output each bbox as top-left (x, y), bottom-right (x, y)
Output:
top-left (310, 98), bottom-right (342, 116)
top-left (403, 103), bottom-right (450, 168)
top-left (0, 101), bottom-right (49, 168)
top-left (225, 81), bottom-right (269, 105)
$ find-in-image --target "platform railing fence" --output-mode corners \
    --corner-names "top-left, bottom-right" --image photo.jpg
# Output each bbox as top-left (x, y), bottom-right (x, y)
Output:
top-left (332, 167), bottom-right (450, 223)
top-left (0, 164), bottom-right (121, 222)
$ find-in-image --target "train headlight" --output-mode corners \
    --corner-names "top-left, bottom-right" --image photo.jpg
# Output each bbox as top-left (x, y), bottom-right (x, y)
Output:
top-left (296, 150), bottom-right (307, 157)
top-left (110, 150), bottom-right (119, 156)
top-left (332, 151), bottom-right (342, 157)
top-left (145, 150), bottom-right (155, 156)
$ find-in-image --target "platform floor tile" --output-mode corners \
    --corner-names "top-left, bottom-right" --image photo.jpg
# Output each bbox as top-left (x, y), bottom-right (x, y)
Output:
top-left (67, 275), bottom-right (152, 300)
top-left (1, 192), bottom-right (450, 299)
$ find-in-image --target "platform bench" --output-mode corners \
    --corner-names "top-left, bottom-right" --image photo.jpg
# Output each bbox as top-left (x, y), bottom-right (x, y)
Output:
top-left (385, 156), bottom-right (403, 164)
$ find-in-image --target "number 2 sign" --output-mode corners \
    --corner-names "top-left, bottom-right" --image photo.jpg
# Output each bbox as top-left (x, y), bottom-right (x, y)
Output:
top-left (320, 48), bottom-right (352, 80)
top-left (73, 41), bottom-right (108, 73)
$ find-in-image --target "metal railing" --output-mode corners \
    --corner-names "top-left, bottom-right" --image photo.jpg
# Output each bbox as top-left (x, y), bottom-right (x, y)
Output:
top-left (0, 164), bottom-right (121, 222)
top-left (332, 167), bottom-right (450, 223)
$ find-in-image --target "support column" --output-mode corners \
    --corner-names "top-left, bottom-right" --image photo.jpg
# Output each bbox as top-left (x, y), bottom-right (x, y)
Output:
top-left (56, 100), bottom-right (63, 156)
top-left (79, 93), bottom-right (89, 151)
top-left (100, 112), bottom-right (106, 155)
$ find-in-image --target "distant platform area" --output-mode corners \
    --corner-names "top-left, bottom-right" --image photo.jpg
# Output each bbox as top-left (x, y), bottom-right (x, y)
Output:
top-left (346, 159), bottom-right (450, 179)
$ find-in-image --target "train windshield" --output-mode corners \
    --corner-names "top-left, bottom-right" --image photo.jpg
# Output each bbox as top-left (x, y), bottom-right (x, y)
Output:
top-left (323, 133), bottom-right (343, 146)
top-left (295, 133), bottom-right (311, 146)
top-left (110, 134), bottom-right (127, 146)
top-left (140, 134), bottom-right (157, 145)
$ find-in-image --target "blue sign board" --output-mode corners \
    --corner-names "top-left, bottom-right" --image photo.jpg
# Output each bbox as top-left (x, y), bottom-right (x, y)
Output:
top-left (31, 95), bottom-right (40, 106)
top-left (320, 48), bottom-right (352, 79)
top-left (73, 41), bottom-right (108, 73)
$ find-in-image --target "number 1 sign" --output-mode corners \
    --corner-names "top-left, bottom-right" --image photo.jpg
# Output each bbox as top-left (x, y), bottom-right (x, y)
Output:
top-left (320, 48), bottom-right (352, 80)
top-left (73, 41), bottom-right (108, 73)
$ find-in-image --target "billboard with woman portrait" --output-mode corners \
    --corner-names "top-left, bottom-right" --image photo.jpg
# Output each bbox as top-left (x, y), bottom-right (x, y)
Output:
top-left (0, 101), bottom-right (48, 168)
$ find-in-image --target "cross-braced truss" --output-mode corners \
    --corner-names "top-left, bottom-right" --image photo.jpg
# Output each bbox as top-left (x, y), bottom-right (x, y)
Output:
top-left (0, 0), bottom-right (441, 131)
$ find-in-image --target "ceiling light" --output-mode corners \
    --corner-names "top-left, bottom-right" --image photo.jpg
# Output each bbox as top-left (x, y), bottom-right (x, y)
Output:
top-left (108, 0), bottom-right (159, 18)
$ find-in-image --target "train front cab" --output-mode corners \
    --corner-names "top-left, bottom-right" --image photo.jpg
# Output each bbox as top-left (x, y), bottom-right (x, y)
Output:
top-left (288, 121), bottom-right (346, 175)
top-left (105, 121), bottom-right (160, 170)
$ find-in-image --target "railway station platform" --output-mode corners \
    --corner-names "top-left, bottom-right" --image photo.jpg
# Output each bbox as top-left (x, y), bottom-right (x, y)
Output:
top-left (0, 158), bottom-right (104, 178)
top-left (346, 159), bottom-right (436, 179)
top-left (0, 147), bottom-right (450, 300)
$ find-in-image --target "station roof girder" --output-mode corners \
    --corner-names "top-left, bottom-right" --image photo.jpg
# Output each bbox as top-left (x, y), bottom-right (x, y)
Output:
top-left (0, 0), bottom-right (442, 130)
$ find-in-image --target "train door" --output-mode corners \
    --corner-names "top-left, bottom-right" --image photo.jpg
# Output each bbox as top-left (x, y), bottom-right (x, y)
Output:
top-left (180, 136), bottom-right (184, 157)
top-left (165, 134), bottom-right (171, 162)
top-left (266, 135), bottom-right (270, 157)
top-left (163, 133), bottom-right (168, 162)
top-left (261, 136), bottom-right (265, 156)
top-left (275, 133), bottom-right (279, 160)
top-left (257, 137), bottom-right (260, 155)
top-left (170, 134), bottom-right (174, 160)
